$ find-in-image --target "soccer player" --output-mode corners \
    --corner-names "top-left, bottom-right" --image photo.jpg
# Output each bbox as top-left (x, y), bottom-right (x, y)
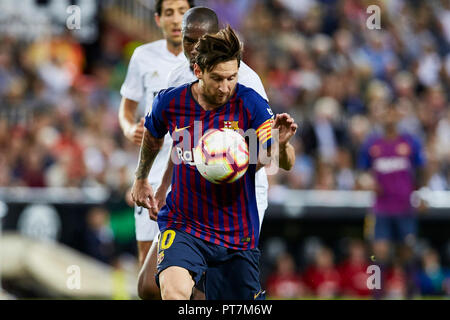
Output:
top-left (118, 0), bottom-right (194, 283)
top-left (137, 6), bottom-right (271, 299)
top-left (131, 26), bottom-right (297, 300)
top-left (358, 102), bottom-right (425, 297)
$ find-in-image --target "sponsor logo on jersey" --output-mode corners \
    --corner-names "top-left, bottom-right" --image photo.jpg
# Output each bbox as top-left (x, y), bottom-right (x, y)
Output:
top-left (174, 125), bottom-right (191, 133)
top-left (374, 156), bottom-right (409, 174)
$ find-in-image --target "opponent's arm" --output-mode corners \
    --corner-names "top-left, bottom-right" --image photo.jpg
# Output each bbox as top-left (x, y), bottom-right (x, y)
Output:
top-left (131, 129), bottom-right (164, 220)
top-left (119, 97), bottom-right (145, 146)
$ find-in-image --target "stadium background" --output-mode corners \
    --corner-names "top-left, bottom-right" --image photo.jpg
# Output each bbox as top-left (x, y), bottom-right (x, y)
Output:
top-left (0, 0), bottom-right (449, 299)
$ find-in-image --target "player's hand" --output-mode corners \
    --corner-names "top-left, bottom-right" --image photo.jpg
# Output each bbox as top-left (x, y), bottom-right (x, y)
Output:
top-left (272, 113), bottom-right (298, 146)
top-left (131, 178), bottom-right (157, 220)
top-left (126, 117), bottom-right (145, 146)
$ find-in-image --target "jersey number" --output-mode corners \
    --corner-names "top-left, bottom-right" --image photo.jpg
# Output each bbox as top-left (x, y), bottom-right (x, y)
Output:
top-left (160, 230), bottom-right (176, 250)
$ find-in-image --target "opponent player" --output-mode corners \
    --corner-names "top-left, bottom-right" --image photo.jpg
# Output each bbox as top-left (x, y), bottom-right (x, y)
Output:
top-left (358, 102), bottom-right (425, 297)
top-left (137, 7), bottom-right (272, 299)
top-left (131, 26), bottom-right (297, 300)
top-left (118, 0), bottom-right (194, 284)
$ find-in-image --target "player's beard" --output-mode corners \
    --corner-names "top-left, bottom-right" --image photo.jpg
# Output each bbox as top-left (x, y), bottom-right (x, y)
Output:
top-left (205, 88), bottom-right (232, 107)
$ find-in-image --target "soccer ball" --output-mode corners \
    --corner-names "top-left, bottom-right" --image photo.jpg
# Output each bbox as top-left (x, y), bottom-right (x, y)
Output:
top-left (194, 129), bottom-right (249, 184)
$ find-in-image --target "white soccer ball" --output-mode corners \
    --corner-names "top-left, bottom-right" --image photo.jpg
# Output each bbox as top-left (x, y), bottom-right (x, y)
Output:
top-left (194, 129), bottom-right (249, 184)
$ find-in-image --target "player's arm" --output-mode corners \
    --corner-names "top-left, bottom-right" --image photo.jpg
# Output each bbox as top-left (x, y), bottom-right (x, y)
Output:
top-left (154, 149), bottom-right (174, 211)
top-left (257, 113), bottom-right (297, 171)
top-left (119, 97), bottom-right (145, 146)
top-left (273, 113), bottom-right (297, 170)
top-left (131, 129), bottom-right (164, 219)
top-left (119, 47), bottom-right (145, 146)
top-left (131, 90), bottom-right (169, 220)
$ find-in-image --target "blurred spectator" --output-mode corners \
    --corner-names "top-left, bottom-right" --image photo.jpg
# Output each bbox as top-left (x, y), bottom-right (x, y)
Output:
top-left (415, 248), bottom-right (450, 296)
top-left (266, 252), bottom-right (306, 299)
top-left (83, 206), bottom-right (115, 264)
top-left (385, 260), bottom-right (408, 299)
top-left (337, 239), bottom-right (371, 297)
top-left (303, 247), bottom-right (341, 298)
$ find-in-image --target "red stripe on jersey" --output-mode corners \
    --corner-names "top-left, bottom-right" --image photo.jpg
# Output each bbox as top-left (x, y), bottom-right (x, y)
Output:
top-left (229, 98), bottom-right (242, 246)
top-left (214, 105), bottom-right (228, 245)
top-left (180, 88), bottom-right (191, 233)
top-left (166, 97), bottom-right (177, 229)
top-left (189, 97), bottom-right (201, 238)
top-left (238, 99), bottom-right (250, 247)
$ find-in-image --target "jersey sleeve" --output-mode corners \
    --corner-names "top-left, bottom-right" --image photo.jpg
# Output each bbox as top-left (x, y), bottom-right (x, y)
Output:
top-left (357, 139), bottom-right (373, 170)
top-left (409, 136), bottom-right (426, 167)
top-left (120, 48), bottom-right (144, 102)
top-left (248, 91), bottom-right (275, 149)
top-left (144, 90), bottom-right (168, 139)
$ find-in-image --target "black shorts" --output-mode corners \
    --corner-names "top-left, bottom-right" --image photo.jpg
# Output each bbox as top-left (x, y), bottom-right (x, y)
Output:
top-left (155, 228), bottom-right (265, 300)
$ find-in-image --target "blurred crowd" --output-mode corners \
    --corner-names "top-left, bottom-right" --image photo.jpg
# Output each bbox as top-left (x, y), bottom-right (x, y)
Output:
top-left (1, 0), bottom-right (450, 299)
top-left (1, 0), bottom-right (449, 194)
top-left (264, 239), bottom-right (450, 299)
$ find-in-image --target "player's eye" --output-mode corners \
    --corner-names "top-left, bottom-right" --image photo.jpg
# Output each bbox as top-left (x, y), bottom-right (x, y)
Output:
top-left (164, 9), bottom-right (174, 16)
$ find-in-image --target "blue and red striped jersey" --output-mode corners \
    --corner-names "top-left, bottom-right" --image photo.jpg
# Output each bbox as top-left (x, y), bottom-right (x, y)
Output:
top-left (145, 81), bottom-right (274, 250)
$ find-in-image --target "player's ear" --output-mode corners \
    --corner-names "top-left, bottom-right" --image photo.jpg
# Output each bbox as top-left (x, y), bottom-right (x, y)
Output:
top-left (193, 63), bottom-right (202, 79)
top-left (154, 13), bottom-right (161, 28)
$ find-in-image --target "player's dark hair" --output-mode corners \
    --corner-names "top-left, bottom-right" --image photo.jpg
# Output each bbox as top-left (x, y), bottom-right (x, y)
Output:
top-left (194, 25), bottom-right (242, 72)
top-left (182, 7), bottom-right (219, 33)
top-left (155, 0), bottom-right (195, 16)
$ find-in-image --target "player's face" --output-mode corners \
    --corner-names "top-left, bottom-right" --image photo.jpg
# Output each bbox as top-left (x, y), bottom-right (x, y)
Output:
top-left (183, 25), bottom-right (209, 66)
top-left (196, 60), bottom-right (239, 106)
top-left (382, 105), bottom-right (399, 128)
top-left (155, 0), bottom-right (190, 46)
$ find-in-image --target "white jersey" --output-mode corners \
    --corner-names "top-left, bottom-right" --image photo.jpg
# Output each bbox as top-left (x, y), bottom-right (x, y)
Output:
top-left (121, 39), bottom-right (187, 189)
top-left (167, 60), bottom-right (269, 229)
top-left (121, 40), bottom-right (186, 241)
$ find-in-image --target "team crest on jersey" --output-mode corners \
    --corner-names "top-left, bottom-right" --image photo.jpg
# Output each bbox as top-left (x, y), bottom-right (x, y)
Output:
top-left (396, 143), bottom-right (410, 156)
top-left (223, 121), bottom-right (240, 131)
top-left (157, 251), bottom-right (165, 265)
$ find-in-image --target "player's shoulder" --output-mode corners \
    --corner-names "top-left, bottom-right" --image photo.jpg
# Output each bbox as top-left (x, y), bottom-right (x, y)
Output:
top-left (133, 39), bottom-right (167, 58)
top-left (238, 61), bottom-right (257, 78)
top-left (399, 132), bottom-right (422, 146)
top-left (363, 132), bottom-right (383, 147)
top-left (155, 82), bottom-right (191, 103)
top-left (236, 83), bottom-right (264, 102)
top-left (172, 60), bottom-right (189, 73)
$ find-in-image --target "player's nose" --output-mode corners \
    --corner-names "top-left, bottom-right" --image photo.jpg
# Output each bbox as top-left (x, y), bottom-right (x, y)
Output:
top-left (173, 11), bottom-right (183, 25)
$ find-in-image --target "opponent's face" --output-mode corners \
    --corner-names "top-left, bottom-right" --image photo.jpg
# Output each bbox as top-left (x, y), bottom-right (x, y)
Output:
top-left (155, 0), bottom-right (190, 46)
top-left (182, 25), bottom-right (210, 65)
top-left (195, 60), bottom-right (239, 106)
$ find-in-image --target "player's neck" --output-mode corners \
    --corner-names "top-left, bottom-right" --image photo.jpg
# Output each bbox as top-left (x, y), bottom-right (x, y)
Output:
top-left (166, 41), bottom-right (183, 56)
top-left (384, 127), bottom-right (398, 140)
top-left (191, 82), bottom-right (222, 111)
